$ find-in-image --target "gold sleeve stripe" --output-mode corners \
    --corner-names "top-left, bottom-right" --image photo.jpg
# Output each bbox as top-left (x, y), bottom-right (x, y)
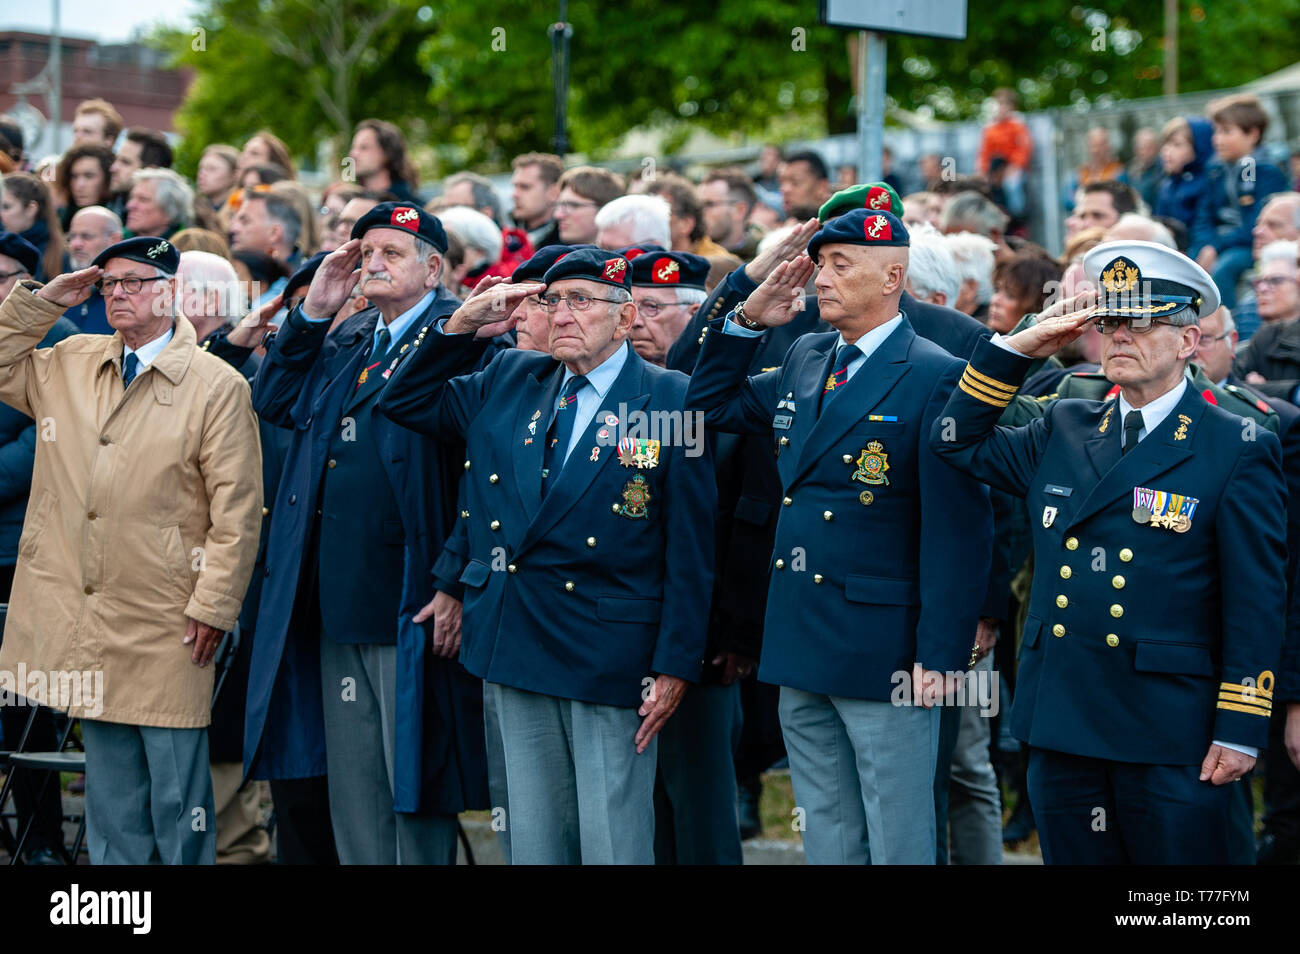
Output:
top-left (1218, 691), bottom-right (1271, 709)
top-left (1217, 700), bottom-right (1273, 717)
top-left (1220, 682), bottom-right (1272, 700)
top-left (960, 373), bottom-right (1014, 405)
top-left (963, 364), bottom-right (1019, 395)
top-left (959, 378), bottom-right (1012, 408)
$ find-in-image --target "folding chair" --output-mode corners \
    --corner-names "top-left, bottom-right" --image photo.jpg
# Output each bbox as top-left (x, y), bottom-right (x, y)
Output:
top-left (1, 622), bottom-right (241, 865)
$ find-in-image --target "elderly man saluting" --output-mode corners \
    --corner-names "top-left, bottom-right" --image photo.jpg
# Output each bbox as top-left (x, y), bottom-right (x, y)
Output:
top-left (380, 247), bottom-right (716, 864)
top-left (0, 236), bottom-right (263, 864)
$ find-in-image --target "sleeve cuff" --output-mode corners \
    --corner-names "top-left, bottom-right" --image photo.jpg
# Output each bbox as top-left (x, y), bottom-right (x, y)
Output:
top-left (1213, 739), bottom-right (1258, 759)
top-left (721, 315), bottom-right (764, 338)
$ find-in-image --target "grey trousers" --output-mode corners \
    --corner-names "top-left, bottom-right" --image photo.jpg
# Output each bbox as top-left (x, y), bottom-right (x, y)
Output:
top-left (483, 681), bottom-right (511, 863)
top-left (318, 634), bottom-right (458, 864)
top-left (488, 681), bottom-right (657, 865)
top-left (947, 655), bottom-right (1003, 865)
top-left (654, 681), bottom-right (743, 864)
top-left (779, 686), bottom-right (938, 864)
top-left (82, 719), bottom-right (215, 865)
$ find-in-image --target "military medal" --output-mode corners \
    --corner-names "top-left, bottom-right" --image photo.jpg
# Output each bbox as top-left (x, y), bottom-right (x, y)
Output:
top-left (1133, 486), bottom-right (1198, 532)
top-left (618, 437), bottom-right (661, 468)
top-left (618, 475), bottom-right (651, 519)
top-left (851, 440), bottom-right (890, 487)
top-left (1042, 506), bottom-right (1057, 528)
top-left (859, 491), bottom-right (874, 506)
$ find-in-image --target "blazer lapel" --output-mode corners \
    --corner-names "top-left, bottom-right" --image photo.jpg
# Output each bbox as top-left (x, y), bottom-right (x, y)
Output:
top-left (788, 334), bottom-right (835, 458)
top-left (1068, 387), bottom-right (1202, 529)
top-left (511, 361), bottom-right (563, 522)
top-left (792, 322), bottom-right (913, 485)
top-left (1082, 399), bottom-right (1122, 480)
top-left (517, 347), bottom-right (649, 555)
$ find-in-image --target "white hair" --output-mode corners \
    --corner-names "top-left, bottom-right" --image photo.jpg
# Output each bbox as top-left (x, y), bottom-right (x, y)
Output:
top-left (943, 231), bottom-right (997, 306)
top-left (905, 223), bottom-right (961, 306)
top-left (1259, 239), bottom-right (1299, 269)
top-left (132, 168), bottom-right (194, 230)
top-left (437, 206), bottom-right (502, 264)
top-left (177, 250), bottom-right (245, 316)
top-left (70, 204), bottom-right (124, 236)
top-left (940, 190), bottom-right (1008, 236)
top-left (1108, 213), bottom-right (1176, 249)
top-left (594, 194), bottom-right (671, 248)
top-left (1219, 306), bottom-right (1236, 335)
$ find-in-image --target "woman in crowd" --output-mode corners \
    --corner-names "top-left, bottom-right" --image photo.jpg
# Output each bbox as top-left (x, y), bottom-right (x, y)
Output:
top-left (55, 144), bottom-right (115, 230)
top-left (0, 172), bottom-right (67, 281)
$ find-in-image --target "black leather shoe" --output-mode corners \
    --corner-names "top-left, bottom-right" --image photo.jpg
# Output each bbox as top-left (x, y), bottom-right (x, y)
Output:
top-left (1256, 831), bottom-right (1300, 865)
top-left (1002, 800), bottom-right (1035, 844)
top-left (737, 778), bottom-right (762, 841)
top-left (23, 847), bottom-right (66, 865)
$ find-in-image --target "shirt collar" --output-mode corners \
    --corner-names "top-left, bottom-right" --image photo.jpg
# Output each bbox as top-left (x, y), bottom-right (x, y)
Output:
top-left (124, 325), bottom-right (175, 369)
top-left (838, 313), bottom-right (903, 362)
top-left (1118, 376), bottom-right (1188, 436)
top-left (561, 339), bottom-right (630, 400)
top-left (376, 288), bottom-right (437, 349)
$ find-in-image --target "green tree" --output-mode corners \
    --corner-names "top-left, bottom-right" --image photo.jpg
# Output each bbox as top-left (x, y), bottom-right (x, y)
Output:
top-left (156, 0), bottom-right (436, 175)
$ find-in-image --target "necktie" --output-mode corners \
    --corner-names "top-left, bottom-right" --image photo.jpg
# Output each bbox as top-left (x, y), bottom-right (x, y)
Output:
top-left (1122, 409), bottom-right (1143, 455)
top-left (122, 352), bottom-right (140, 388)
top-left (821, 342), bottom-right (859, 409)
top-left (542, 375), bottom-right (589, 494)
top-left (356, 327), bottom-right (391, 390)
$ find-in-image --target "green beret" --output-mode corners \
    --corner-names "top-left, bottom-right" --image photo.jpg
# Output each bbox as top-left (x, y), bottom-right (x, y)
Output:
top-left (818, 182), bottom-right (903, 223)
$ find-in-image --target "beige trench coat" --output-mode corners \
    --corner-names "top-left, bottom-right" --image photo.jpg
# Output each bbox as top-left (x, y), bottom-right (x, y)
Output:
top-left (0, 284), bottom-right (262, 727)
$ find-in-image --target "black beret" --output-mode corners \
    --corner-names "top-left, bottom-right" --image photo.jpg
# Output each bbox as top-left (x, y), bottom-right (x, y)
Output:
top-left (512, 244), bottom-right (595, 284)
top-left (285, 251), bottom-right (329, 297)
top-left (0, 232), bottom-right (40, 276)
top-left (541, 247), bottom-right (632, 290)
top-left (351, 201), bottom-right (448, 253)
top-left (807, 208), bottom-right (909, 260)
top-left (629, 250), bottom-right (709, 290)
top-left (91, 235), bottom-right (180, 276)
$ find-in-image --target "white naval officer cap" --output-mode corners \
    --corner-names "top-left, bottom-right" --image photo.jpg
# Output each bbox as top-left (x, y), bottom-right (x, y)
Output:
top-left (1083, 239), bottom-right (1220, 322)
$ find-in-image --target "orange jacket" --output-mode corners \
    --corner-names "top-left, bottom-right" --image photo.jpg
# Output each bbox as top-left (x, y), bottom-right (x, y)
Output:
top-left (977, 118), bottom-right (1033, 174)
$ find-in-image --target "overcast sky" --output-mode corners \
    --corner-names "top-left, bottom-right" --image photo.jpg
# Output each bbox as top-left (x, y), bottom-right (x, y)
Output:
top-left (2, 0), bottom-right (200, 43)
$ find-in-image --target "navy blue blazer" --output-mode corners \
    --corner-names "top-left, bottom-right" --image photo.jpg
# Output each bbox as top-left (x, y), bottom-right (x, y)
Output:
top-left (931, 338), bottom-right (1288, 762)
top-left (686, 314), bottom-right (993, 700)
top-left (379, 332), bottom-right (716, 709)
top-left (244, 294), bottom-right (488, 815)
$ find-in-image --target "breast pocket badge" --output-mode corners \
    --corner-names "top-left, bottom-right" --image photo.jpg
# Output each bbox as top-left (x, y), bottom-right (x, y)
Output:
top-left (1042, 505), bottom-right (1057, 528)
top-left (851, 440), bottom-right (890, 487)
top-left (615, 475), bottom-right (651, 519)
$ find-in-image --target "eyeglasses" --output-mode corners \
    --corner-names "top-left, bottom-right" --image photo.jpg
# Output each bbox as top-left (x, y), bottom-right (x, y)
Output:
top-left (554, 200), bottom-right (597, 213)
top-left (1195, 330), bottom-right (1231, 347)
top-left (1094, 316), bottom-right (1179, 335)
top-left (1249, 275), bottom-right (1296, 289)
top-left (635, 299), bottom-right (688, 317)
top-left (541, 292), bottom-right (623, 312)
top-left (97, 275), bottom-right (166, 296)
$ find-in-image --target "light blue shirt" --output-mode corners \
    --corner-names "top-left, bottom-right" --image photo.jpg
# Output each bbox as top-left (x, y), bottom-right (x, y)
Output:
top-left (722, 312), bottom-right (903, 382)
top-left (124, 325), bottom-right (174, 370)
top-left (304, 288), bottom-right (437, 360)
top-left (555, 341), bottom-right (630, 464)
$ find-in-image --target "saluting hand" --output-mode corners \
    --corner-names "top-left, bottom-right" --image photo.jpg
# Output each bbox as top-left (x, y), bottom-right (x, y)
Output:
top-left (226, 293), bottom-right (284, 349)
top-left (302, 239), bottom-right (362, 320)
top-left (1003, 301), bottom-right (1097, 360)
top-left (635, 674), bottom-right (688, 753)
top-left (35, 266), bottom-right (102, 308)
top-left (741, 254), bottom-right (816, 329)
top-left (444, 276), bottom-right (546, 338)
top-left (744, 217), bottom-right (819, 284)
top-left (1199, 743), bottom-right (1255, 785)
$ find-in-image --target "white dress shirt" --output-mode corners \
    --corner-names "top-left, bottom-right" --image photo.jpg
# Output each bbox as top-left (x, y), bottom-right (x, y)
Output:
top-left (554, 341), bottom-right (630, 464)
top-left (124, 325), bottom-right (174, 370)
top-left (723, 313), bottom-right (904, 381)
